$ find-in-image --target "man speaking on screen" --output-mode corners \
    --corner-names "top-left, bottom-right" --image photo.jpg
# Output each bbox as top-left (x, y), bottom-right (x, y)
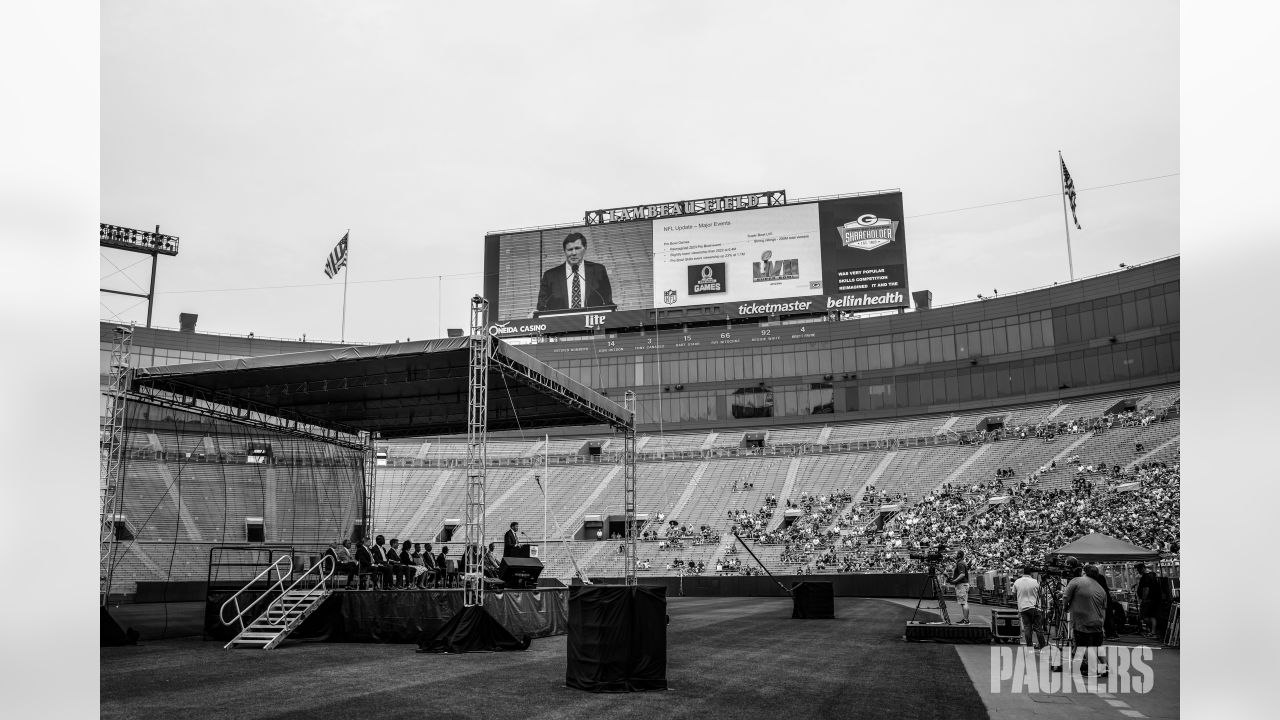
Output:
top-left (537, 231), bottom-right (614, 311)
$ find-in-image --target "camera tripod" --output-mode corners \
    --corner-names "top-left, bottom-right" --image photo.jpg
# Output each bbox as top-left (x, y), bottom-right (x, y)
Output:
top-left (909, 564), bottom-right (952, 624)
top-left (1042, 581), bottom-right (1073, 671)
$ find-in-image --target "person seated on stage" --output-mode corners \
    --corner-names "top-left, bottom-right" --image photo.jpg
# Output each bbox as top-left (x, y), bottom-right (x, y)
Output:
top-left (355, 536), bottom-right (388, 590)
top-left (437, 545), bottom-right (457, 588)
top-left (386, 538), bottom-right (412, 588)
top-left (484, 542), bottom-right (501, 578)
top-left (331, 539), bottom-right (359, 589)
top-left (369, 535), bottom-right (393, 587)
top-left (399, 539), bottom-right (424, 588)
top-left (419, 542), bottom-right (439, 588)
top-left (462, 543), bottom-right (484, 576)
top-left (388, 538), bottom-right (416, 588)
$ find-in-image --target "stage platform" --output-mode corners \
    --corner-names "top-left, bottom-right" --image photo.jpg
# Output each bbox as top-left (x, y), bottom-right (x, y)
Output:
top-left (205, 587), bottom-right (568, 644)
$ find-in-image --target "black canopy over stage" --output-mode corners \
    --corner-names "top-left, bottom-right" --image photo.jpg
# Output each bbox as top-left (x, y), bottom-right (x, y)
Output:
top-left (112, 310), bottom-right (647, 657)
top-left (129, 335), bottom-right (632, 442)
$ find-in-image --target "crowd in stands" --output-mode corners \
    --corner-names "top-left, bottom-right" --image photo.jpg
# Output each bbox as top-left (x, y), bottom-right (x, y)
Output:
top-left (728, 501), bottom-right (775, 538)
top-left (888, 462), bottom-right (1180, 573)
top-left (957, 402), bottom-right (1177, 446)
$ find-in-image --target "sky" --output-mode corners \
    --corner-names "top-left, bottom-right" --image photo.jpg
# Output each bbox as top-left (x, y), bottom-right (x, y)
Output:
top-left (100, 0), bottom-right (1180, 343)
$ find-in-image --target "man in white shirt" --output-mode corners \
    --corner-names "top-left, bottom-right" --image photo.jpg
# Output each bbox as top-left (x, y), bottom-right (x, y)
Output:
top-left (1012, 566), bottom-right (1047, 650)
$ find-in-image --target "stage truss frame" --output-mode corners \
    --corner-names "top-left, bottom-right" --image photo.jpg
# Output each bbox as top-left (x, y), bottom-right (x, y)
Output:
top-left (120, 296), bottom-right (637, 594)
top-left (464, 296), bottom-right (491, 607)
top-left (99, 324), bottom-right (133, 605)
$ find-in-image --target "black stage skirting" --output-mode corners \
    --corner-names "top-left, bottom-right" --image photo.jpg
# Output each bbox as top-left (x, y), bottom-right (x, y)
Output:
top-left (590, 573), bottom-right (930, 598)
top-left (205, 588), bottom-right (568, 644)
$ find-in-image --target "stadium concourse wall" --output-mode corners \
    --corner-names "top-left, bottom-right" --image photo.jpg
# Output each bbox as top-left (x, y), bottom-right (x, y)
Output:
top-left (514, 257), bottom-right (1179, 432)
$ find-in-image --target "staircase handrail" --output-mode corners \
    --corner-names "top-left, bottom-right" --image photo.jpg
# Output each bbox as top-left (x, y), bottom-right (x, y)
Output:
top-left (264, 555), bottom-right (335, 626)
top-left (220, 555), bottom-right (293, 632)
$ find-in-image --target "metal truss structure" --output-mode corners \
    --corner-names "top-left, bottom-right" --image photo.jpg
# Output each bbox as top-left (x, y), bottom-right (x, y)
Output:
top-left (100, 223), bottom-right (180, 328)
top-left (127, 383), bottom-right (366, 452)
top-left (362, 432), bottom-right (378, 540)
top-left (621, 391), bottom-right (638, 585)
top-left (100, 324), bottom-right (134, 605)
top-left (463, 296), bottom-right (491, 607)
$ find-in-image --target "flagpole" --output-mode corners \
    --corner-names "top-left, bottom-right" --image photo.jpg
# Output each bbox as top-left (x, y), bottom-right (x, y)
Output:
top-left (1058, 152), bottom-right (1075, 281)
top-left (341, 229), bottom-right (350, 343)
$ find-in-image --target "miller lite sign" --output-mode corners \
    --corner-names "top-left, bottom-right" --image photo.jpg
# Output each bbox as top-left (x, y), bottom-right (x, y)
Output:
top-left (584, 312), bottom-right (607, 328)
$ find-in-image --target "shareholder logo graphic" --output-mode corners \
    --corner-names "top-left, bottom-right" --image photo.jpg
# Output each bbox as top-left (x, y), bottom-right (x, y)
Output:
top-left (752, 250), bottom-right (799, 282)
top-left (488, 321), bottom-right (548, 336)
top-left (989, 646), bottom-right (1155, 695)
top-left (688, 263), bottom-right (727, 295)
top-left (838, 213), bottom-right (899, 251)
top-left (663, 289), bottom-right (678, 305)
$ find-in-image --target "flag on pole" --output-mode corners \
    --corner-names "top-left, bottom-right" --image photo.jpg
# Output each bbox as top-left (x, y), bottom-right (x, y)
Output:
top-left (1060, 157), bottom-right (1082, 229)
top-left (324, 232), bottom-right (349, 278)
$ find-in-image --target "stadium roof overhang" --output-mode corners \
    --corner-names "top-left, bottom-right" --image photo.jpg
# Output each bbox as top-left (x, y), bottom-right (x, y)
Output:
top-left (129, 336), bottom-right (631, 444)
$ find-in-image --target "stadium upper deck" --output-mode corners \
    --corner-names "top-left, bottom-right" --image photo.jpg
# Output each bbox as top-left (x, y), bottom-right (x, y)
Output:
top-left (102, 256), bottom-right (1177, 433)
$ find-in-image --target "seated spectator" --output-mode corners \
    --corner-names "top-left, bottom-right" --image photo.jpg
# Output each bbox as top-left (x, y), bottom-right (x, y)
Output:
top-left (330, 539), bottom-right (359, 589)
top-left (355, 536), bottom-right (389, 589)
top-left (483, 542), bottom-right (501, 579)
top-left (419, 542), bottom-right (439, 588)
top-left (397, 538), bottom-right (420, 587)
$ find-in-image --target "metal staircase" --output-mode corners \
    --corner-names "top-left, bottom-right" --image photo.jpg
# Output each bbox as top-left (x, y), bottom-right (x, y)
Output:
top-left (221, 555), bottom-right (334, 650)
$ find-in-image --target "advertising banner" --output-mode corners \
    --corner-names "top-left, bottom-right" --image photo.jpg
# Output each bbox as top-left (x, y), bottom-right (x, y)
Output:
top-left (652, 203), bottom-right (822, 309)
top-left (818, 191), bottom-right (910, 311)
top-left (486, 191), bottom-right (909, 328)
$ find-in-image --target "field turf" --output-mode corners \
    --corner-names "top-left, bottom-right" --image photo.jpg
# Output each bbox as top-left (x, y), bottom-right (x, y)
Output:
top-left (101, 596), bottom-right (986, 720)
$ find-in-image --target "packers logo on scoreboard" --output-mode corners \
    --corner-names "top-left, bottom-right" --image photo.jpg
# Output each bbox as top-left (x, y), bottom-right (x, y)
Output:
top-left (839, 214), bottom-right (899, 251)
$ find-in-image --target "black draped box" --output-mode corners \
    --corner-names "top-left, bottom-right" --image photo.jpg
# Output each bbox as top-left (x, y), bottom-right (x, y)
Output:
top-left (791, 581), bottom-right (835, 618)
top-left (566, 585), bottom-right (668, 693)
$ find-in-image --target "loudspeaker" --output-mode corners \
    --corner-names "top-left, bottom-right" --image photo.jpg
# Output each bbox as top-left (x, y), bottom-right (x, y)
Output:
top-left (791, 581), bottom-right (834, 619)
top-left (566, 585), bottom-right (667, 692)
top-left (499, 557), bottom-right (544, 589)
top-left (911, 290), bottom-right (932, 310)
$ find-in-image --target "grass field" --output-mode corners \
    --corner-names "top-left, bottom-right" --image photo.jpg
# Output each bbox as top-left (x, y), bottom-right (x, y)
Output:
top-left (101, 596), bottom-right (988, 720)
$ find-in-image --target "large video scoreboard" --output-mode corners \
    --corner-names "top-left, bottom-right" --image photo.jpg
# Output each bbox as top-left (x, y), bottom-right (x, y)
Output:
top-left (483, 189), bottom-right (910, 337)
